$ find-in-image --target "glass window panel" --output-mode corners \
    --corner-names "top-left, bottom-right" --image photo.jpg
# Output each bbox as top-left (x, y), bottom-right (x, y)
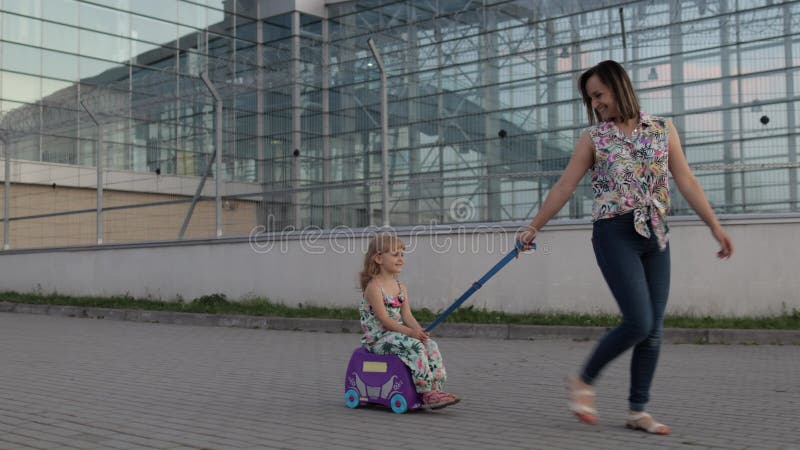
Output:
top-left (683, 55), bottom-right (722, 83)
top-left (132, 66), bottom-right (175, 97)
top-left (207, 32), bottom-right (232, 58)
top-left (79, 55), bottom-right (117, 80)
top-left (41, 0), bottom-right (78, 26)
top-left (742, 105), bottom-right (788, 142)
top-left (736, 7), bottom-right (784, 42)
top-left (2, 13), bottom-right (42, 46)
top-left (2, 0), bottom-right (42, 17)
top-left (131, 14), bottom-right (177, 47)
top-left (43, 50), bottom-right (79, 81)
top-left (684, 111), bottom-right (725, 145)
top-left (41, 96), bottom-right (77, 133)
top-left (682, 18), bottom-right (723, 53)
top-left (130, 41), bottom-right (162, 64)
top-left (264, 14), bottom-right (292, 42)
top-left (42, 21), bottom-right (79, 54)
top-left (1, 71), bottom-right (41, 103)
top-left (744, 169), bottom-right (789, 205)
top-left (179, 0), bottom-right (208, 30)
top-left (131, 0), bottom-right (177, 23)
top-left (42, 78), bottom-right (79, 108)
top-left (635, 35), bottom-right (670, 60)
top-left (739, 73), bottom-right (787, 103)
top-left (178, 25), bottom-right (205, 52)
top-left (739, 43), bottom-right (785, 75)
top-left (555, 78), bottom-right (573, 102)
top-left (745, 137), bottom-right (790, 159)
top-left (684, 143), bottom-right (724, 164)
top-left (301, 13), bottom-right (322, 36)
top-left (79, 2), bottom-right (130, 37)
top-left (1, 42), bottom-right (41, 75)
top-left (237, 19), bottom-right (258, 43)
top-left (685, 82), bottom-right (722, 111)
top-left (0, 99), bottom-right (25, 115)
top-left (794, 42), bottom-right (800, 66)
top-left (639, 88), bottom-right (671, 116)
top-left (80, 29), bottom-right (130, 63)
top-left (637, 62), bottom-right (671, 89)
top-left (208, 5), bottom-right (225, 25)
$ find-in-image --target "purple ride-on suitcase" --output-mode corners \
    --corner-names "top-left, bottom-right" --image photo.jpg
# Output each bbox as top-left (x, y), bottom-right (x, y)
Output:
top-left (344, 347), bottom-right (422, 413)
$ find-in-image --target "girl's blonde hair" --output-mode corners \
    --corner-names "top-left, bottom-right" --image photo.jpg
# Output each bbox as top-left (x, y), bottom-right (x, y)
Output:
top-left (578, 60), bottom-right (640, 125)
top-left (359, 233), bottom-right (406, 291)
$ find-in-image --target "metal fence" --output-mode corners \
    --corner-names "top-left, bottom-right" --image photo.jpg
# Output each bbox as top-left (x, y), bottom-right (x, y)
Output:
top-left (1, 0), bottom-right (799, 250)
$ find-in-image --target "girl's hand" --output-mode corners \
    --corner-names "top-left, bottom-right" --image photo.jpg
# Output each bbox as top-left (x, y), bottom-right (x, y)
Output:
top-left (407, 327), bottom-right (429, 342)
top-left (711, 226), bottom-right (734, 259)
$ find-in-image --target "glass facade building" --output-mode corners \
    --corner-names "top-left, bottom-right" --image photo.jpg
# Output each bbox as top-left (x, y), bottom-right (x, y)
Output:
top-left (0, 0), bottom-right (798, 247)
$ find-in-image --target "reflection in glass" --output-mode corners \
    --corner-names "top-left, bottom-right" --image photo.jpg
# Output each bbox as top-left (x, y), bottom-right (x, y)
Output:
top-left (0, 0), bottom-right (797, 230)
top-left (43, 22), bottom-right (79, 54)
top-left (2, 13), bottom-right (42, 46)
top-left (1, 71), bottom-right (41, 104)
top-left (79, 2), bottom-right (130, 37)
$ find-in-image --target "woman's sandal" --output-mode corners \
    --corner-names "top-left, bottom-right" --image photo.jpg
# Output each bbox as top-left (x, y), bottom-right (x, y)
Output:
top-left (625, 412), bottom-right (671, 435)
top-left (565, 376), bottom-right (598, 424)
top-left (421, 391), bottom-right (460, 410)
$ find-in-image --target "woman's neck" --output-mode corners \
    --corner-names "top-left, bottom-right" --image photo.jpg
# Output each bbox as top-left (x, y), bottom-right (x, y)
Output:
top-left (614, 116), bottom-right (636, 126)
top-left (615, 116), bottom-right (640, 137)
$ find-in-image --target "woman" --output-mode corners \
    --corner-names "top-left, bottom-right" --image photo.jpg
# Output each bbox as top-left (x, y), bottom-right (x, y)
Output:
top-left (519, 60), bottom-right (733, 434)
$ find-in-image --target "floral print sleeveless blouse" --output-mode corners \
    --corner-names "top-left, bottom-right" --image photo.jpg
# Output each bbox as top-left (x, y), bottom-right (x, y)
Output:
top-left (589, 112), bottom-right (671, 250)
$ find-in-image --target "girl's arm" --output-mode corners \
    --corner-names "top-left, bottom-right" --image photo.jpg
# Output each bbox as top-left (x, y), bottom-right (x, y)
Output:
top-left (364, 281), bottom-right (418, 337)
top-left (398, 283), bottom-right (421, 328)
top-left (519, 130), bottom-right (595, 246)
top-left (666, 120), bottom-right (733, 259)
top-left (398, 283), bottom-right (429, 341)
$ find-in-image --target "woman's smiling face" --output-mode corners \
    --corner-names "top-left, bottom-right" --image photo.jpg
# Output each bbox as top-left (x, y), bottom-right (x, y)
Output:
top-left (585, 74), bottom-right (619, 122)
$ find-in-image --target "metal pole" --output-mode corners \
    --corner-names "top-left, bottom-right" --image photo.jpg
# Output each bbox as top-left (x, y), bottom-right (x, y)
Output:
top-left (1, 135), bottom-right (9, 250)
top-left (291, 12), bottom-right (302, 228)
top-left (367, 38), bottom-right (389, 227)
top-left (178, 146), bottom-right (216, 239)
top-left (81, 100), bottom-right (103, 244)
top-left (322, 18), bottom-right (331, 228)
top-left (619, 7), bottom-right (627, 64)
top-left (200, 72), bottom-right (223, 237)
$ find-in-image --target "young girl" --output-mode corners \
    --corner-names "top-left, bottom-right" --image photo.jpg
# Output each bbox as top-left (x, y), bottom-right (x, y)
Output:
top-left (358, 233), bottom-right (460, 410)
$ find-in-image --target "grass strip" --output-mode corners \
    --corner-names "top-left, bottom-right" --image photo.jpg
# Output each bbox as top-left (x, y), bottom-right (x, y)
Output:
top-left (0, 291), bottom-right (798, 330)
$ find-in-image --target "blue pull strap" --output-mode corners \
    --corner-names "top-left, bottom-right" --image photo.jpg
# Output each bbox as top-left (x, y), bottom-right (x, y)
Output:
top-left (425, 240), bottom-right (535, 332)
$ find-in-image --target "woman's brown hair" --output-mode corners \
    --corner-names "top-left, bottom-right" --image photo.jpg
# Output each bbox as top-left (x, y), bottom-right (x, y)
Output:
top-left (578, 60), bottom-right (640, 125)
top-left (359, 233), bottom-right (406, 291)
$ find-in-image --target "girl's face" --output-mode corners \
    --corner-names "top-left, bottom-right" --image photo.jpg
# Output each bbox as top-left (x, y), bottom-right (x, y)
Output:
top-left (375, 247), bottom-right (404, 275)
top-left (585, 74), bottom-right (620, 122)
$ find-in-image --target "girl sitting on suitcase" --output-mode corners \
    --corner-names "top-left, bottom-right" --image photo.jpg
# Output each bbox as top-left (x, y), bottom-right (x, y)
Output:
top-left (358, 233), bottom-right (460, 409)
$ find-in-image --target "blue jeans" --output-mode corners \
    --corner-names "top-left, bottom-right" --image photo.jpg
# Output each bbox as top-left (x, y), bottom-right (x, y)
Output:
top-left (581, 212), bottom-right (671, 412)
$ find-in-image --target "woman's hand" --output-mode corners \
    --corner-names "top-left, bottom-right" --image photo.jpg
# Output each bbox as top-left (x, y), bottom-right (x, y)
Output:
top-left (711, 226), bottom-right (734, 259)
top-left (517, 225), bottom-right (538, 251)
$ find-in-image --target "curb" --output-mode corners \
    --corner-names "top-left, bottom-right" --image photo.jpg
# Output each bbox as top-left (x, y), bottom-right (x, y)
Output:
top-left (1, 302), bottom-right (798, 345)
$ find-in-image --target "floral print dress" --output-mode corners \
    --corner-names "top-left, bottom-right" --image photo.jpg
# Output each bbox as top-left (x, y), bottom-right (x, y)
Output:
top-left (589, 112), bottom-right (671, 250)
top-left (359, 280), bottom-right (446, 393)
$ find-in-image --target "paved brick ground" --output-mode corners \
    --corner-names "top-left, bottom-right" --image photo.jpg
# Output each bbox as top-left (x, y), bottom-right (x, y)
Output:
top-left (0, 313), bottom-right (797, 450)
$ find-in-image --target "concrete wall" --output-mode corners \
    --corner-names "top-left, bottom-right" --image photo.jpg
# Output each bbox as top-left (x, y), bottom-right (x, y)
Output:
top-left (0, 215), bottom-right (797, 316)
